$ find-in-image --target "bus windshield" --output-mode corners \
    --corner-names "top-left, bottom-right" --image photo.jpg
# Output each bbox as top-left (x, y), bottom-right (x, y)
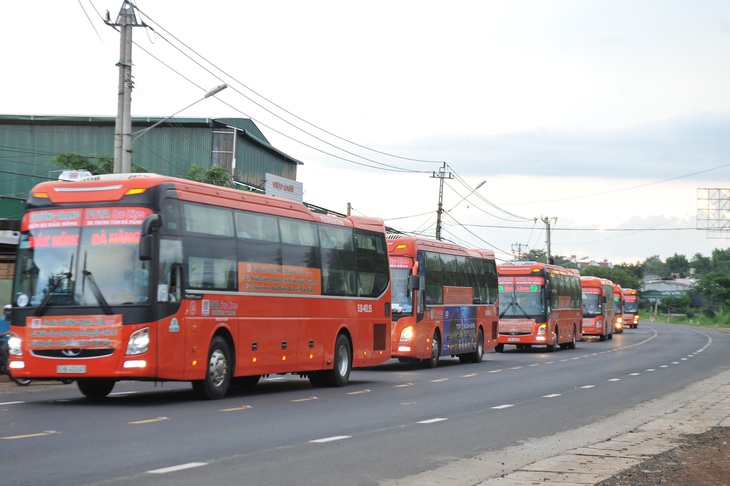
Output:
top-left (390, 266), bottom-right (413, 316)
top-left (498, 276), bottom-right (546, 317)
top-left (624, 300), bottom-right (639, 313)
top-left (13, 207), bottom-right (151, 308)
top-left (582, 292), bottom-right (602, 317)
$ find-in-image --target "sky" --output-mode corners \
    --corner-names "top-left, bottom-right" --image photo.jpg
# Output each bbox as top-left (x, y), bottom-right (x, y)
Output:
top-left (3, 0), bottom-right (730, 265)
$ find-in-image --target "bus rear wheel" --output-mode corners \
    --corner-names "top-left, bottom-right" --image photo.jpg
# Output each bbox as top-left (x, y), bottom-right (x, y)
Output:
top-left (193, 336), bottom-right (232, 400)
top-left (567, 326), bottom-right (577, 349)
top-left (323, 334), bottom-right (351, 387)
top-left (461, 328), bottom-right (484, 363)
top-left (77, 379), bottom-right (116, 398)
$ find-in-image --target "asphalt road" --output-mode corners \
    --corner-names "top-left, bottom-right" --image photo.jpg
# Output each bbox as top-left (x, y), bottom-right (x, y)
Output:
top-left (1, 322), bottom-right (727, 486)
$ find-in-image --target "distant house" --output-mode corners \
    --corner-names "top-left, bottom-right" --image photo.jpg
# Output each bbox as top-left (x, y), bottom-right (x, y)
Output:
top-left (642, 274), bottom-right (697, 303)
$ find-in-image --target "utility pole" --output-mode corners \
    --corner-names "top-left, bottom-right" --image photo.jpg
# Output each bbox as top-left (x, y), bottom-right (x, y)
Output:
top-left (431, 162), bottom-right (453, 240)
top-left (511, 243), bottom-right (528, 260)
top-left (107, 1), bottom-right (144, 173)
top-left (541, 216), bottom-right (557, 264)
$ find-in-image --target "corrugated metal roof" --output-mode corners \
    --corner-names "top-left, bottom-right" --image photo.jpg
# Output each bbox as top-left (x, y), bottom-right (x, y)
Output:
top-left (0, 114), bottom-right (303, 205)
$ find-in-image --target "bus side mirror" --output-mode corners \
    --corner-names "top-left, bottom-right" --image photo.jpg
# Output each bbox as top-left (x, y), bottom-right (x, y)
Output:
top-left (139, 214), bottom-right (162, 261)
top-left (408, 274), bottom-right (420, 291)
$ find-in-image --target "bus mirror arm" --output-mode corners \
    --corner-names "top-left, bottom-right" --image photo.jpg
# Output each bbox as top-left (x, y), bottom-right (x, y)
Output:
top-left (139, 214), bottom-right (162, 261)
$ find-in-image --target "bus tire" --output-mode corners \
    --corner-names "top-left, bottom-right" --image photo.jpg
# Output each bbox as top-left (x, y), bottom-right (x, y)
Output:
top-left (308, 371), bottom-right (327, 387)
top-left (193, 336), bottom-right (232, 400)
top-left (470, 328), bottom-right (485, 363)
top-left (324, 334), bottom-right (351, 387)
top-left (494, 344), bottom-right (504, 353)
top-left (77, 379), bottom-right (116, 398)
top-left (567, 326), bottom-right (577, 349)
top-left (546, 328), bottom-right (557, 352)
top-left (424, 331), bottom-right (440, 368)
top-left (11, 377), bottom-right (32, 386)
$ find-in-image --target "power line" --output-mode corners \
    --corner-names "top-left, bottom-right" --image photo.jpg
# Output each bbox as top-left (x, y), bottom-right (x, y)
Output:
top-left (130, 5), bottom-right (443, 172)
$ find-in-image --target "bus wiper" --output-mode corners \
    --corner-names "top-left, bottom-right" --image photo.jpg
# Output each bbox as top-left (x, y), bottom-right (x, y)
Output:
top-left (35, 255), bottom-right (74, 317)
top-left (35, 273), bottom-right (72, 316)
top-left (499, 302), bottom-right (512, 318)
top-left (82, 252), bottom-right (113, 315)
top-left (514, 302), bottom-right (530, 318)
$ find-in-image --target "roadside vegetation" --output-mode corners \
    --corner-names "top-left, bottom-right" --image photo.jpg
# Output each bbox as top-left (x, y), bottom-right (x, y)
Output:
top-left (518, 248), bottom-right (730, 330)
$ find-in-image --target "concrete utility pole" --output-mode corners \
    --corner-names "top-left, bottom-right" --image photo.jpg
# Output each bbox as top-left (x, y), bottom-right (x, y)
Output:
top-left (511, 243), bottom-right (528, 260)
top-left (541, 216), bottom-right (557, 264)
top-left (107, 1), bottom-right (144, 173)
top-left (432, 162), bottom-right (453, 241)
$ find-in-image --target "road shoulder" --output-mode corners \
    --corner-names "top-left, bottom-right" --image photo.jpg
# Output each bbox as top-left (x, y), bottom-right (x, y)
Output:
top-left (380, 367), bottom-right (730, 486)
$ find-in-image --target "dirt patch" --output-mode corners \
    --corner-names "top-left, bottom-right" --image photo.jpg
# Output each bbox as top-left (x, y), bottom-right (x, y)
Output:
top-left (597, 426), bottom-right (730, 486)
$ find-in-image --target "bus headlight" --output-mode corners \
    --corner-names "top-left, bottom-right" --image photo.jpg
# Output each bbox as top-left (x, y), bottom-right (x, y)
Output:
top-left (126, 327), bottom-right (150, 355)
top-left (537, 323), bottom-right (547, 335)
top-left (399, 326), bottom-right (414, 342)
top-left (8, 332), bottom-right (22, 356)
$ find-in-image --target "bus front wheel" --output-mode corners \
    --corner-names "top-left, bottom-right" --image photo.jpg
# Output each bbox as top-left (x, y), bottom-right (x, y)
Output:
top-left (424, 331), bottom-right (440, 368)
top-left (77, 379), bottom-right (116, 399)
top-left (193, 336), bottom-right (232, 400)
top-left (546, 328), bottom-right (558, 352)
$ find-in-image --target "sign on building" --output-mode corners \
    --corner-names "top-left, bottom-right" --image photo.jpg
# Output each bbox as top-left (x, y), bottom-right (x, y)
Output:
top-left (264, 173), bottom-right (303, 203)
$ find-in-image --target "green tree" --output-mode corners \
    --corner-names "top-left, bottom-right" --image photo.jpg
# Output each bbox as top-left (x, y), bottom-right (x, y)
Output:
top-left (186, 164), bottom-right (231, 187)
top-left (578, 266), bottom-right (641, 290)
top-left (614, 261), bottom-right (644, 281)
top-left (711, 248), bottom-right (730, 275)
top-left (658, 294), bottom-right (692, 315)
top-left (521, 249), bottom-right (546, 262)
top-left (665, 253), bottom-right (690, 277)
top-left (694, 272), bottom-right (730, 312)
top-left (50, 152), bottom-right (144, 175)
top-left (689, 253), bottom-right (712, 277)
top-left (643, 255), bottom-right (669, 278)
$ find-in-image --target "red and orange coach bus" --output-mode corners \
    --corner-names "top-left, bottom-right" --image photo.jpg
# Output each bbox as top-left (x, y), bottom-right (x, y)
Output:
top-left (8, 174), bottom-right (391, 399)
top-left (387, 236), bottom-right (499, 367)
top-left (496, 262), bottom-right (582, 352)
top-left (580, 276), bottom-right (615, 341)
top-left (622, 288), bottom-right (640, 328)
top-left (612, 282), bottom-right (624, 334)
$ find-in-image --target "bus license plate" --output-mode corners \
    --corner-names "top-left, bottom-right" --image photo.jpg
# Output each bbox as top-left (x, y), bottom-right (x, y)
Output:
top-left (507, 337), bottom-right (521, 342)
top-left (57, 365), bottom-right (86, 374)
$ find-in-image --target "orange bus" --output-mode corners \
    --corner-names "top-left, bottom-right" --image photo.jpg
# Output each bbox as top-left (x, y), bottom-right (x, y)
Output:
top-left (580, 276), bottom-right (615, 341)
top-left (496, 262), bottom-right (582, 352)
top-left (612, 282), bottom-right (624, 334)
top-left (387, 236), bottom-right (499, 367)
top-left (8, 174), bottom-right (392, 399)
top-left (622, 288), bottom-right (640, 328)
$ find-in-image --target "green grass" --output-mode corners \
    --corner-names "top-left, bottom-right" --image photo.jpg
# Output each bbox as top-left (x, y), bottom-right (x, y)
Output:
top-left (655, 313), bottom-right (730, 329)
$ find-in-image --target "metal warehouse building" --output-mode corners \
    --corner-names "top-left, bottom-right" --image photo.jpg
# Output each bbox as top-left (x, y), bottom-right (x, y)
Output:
top-left (0, 114), bottom-right (303, 204)
top-left (0, 114), bottom-right (305, 303)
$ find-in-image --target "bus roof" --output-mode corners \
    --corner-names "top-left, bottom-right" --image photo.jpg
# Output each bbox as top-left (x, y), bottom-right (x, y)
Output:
top-left (386, 235), bottom-right (488, 257)
top-left (497, 261), bottom-right (578, 276)
top-left (25, 173), bottom-right (385, 233)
